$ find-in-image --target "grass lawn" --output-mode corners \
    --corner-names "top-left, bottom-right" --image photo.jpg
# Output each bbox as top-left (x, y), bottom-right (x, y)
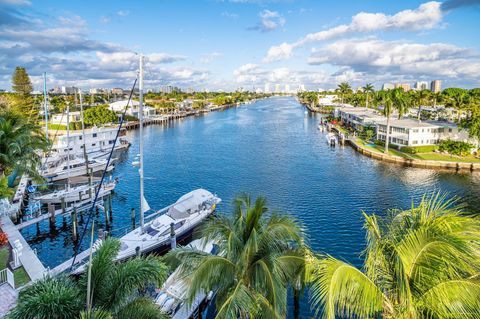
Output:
top-left (0, 246), bottom-right (9, 270)
top-left (14, 267), bottom-right (30, 288)
top-left (355, 139), bottom-right (480, 163)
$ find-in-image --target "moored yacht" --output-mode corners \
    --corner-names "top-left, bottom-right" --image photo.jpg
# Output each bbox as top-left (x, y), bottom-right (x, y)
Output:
top-left (33, 178), bottom-right (117, 205)
top-left (40, 156), bottom-right (113, 182)
top-left (117, 189), bottom-right (220, 261)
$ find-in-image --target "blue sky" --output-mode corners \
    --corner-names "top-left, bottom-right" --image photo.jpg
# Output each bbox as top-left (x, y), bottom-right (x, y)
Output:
top-left (1, 0), bottom-right (480, 91)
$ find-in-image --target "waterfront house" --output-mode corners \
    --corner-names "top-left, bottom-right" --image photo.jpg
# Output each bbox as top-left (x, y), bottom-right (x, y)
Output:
top-left (108, 100), bottom-right (156, 118)
top-left (335, 107), bottom-right (385, 131)
top-left (375, 118), bottom-right (474, 147)
top-left (50, 111), bottom-right (81, 126)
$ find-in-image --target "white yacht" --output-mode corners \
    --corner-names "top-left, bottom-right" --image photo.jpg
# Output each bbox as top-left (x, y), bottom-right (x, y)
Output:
top-left (40, 156), bottom-right (113, 182)
top-left (50, 126), bottom-right (130, 160)
top-left (326, 132), bottom-right (338, 146)
top-left (155, 238), bottom-right (216, 318)
top-left (117, 189), bottom-right (220, 261)
top-left (33, 179), bottom-right (117, 205)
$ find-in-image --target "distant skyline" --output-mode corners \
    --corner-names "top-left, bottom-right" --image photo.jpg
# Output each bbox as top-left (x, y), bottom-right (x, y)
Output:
top-left (0, 0), bottom-right (480, 91)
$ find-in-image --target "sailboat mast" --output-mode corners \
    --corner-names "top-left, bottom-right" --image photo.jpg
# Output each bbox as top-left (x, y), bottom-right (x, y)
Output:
top-left (43, 72), bottom-right (48, 139)
top-left (66, 102), bottom-right (71, 189)
top-left (139, 55), bottom-right (145, 233)
top-left (78, 90), bottom-right (90, 179)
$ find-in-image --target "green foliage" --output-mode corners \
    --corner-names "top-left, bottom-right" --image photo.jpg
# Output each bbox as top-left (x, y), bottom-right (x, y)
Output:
top-left (83, 105), bottom-right (117, 126)
top-left (0, 175), bottom-right (13, 198)
top-left (0, 111), bottom-right (49, 179)
top-left (439, 139), bottom-right (474, 156)
top-left (165, 194), bottom-right (307, 319)
top-left (401, 145), bottom-right (438, 154)
top-left (9, 238), bottom-right (169, 319)
top-left (8, 276), bottom-right (83, 319)
top-left (309, 193), bottom-right (480, 319)
top-left (358, 125), bottom-right (375, 142)
top-left (11, 67), bottom-right (32, 95)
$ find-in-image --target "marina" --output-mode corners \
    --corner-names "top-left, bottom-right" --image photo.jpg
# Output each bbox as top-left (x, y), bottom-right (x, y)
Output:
top-left (13, 96), bottom-right (480, 318)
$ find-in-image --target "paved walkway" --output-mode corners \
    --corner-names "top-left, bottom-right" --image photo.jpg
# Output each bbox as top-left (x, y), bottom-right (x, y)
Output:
top-left (0, 216), bottom-right (46, 281)
top-left (0, 283), bottom-right (17, 318)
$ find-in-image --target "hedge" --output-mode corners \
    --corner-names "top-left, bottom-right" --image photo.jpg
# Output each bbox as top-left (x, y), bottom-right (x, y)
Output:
top-left (401, 145), bottom-right (438, 154)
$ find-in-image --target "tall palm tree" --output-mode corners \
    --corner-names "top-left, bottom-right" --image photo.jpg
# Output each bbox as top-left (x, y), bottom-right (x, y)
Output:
top-left (0, 111), bottom-right (49, 179)
top-left (9, 238), bottom-right (169, 319)
top-left (336, 82), bottom-right (352, 105)
top-left (380, 89), bottom-right (409, 153)
top-left (165, 194), bottom-right (306, 319)
top-left (309, 193), bottom-right (480, 319)
top-left (362, 83), bottom-right (374, 108)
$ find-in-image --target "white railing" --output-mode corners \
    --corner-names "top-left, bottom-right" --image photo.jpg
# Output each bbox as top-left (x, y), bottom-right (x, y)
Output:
top-left (0, 268), bottom-right (15, 288)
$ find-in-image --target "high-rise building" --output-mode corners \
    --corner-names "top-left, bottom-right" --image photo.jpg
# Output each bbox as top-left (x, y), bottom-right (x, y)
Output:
top-left (382, 83), bottom-right (394, 90)
top-left (274, 84), bottom-right (281, 93)
top-left (298, 84), bottom-right (306, 92)
top-left (264, 83), bottom-right (270, 94)
top-left (414, 81), bottom-right (429, 90)
top-left (395, 83), bottom-right (411, 91)
top-left (430, 80), bottom-right (441, 93)
top-left (285, 84), bottom-right (290, 94)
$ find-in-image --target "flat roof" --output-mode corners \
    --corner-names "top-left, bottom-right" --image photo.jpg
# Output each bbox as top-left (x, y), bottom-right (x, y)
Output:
top-left (376, 118), bottom-right (458, 129)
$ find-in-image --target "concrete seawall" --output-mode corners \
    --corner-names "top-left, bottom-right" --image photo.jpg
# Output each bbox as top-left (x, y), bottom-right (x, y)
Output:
top-left (348, 140), bottom-right (480, 172)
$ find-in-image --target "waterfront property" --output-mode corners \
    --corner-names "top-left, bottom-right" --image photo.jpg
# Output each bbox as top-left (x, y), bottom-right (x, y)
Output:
top-left (108, 99), bottom-right (157, 117)
top-left (334, 107), bottom-right (385, 131)
top-left (376, 118), bottom-right (473, 148)
top-left (50, 111), bottom-right (82, 126)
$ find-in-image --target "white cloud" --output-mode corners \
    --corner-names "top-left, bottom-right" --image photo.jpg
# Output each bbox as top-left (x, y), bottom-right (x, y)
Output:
top-left (308, 38), bottom-right (480, 80)
top-left (249, 9), bottom-right (285, 32)
top-left (265, 1), bottom-right (443, 62)
top-left (200, 52), bottom-right (222, 64)
top-left (117, 10), bottom-right (129, 17)
top-left (0, 0), bottom-right (31, 5)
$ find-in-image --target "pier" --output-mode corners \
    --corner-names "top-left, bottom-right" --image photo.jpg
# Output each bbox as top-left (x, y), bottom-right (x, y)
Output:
top-left (0, 215), bottom-right (46, 281)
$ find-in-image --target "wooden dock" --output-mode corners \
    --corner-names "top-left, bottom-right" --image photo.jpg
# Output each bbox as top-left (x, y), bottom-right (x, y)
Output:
top-left (49, 247), bottom-right (92, 276)
top-left (0, 215), bottom-right (46, 281)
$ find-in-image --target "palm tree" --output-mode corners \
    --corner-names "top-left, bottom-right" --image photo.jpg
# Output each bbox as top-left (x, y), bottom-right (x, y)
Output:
top-left (165, 194), bottom-right (306, 319)
top-left (362, 83), bottom-right (374, 108)
top-left (9, 238), bottom-right (169, 319)
top-left (0, 111), bottom-right (49, 179)
top-left (444, 89), bottom-right (470, 122)
top-left (309, 193), bottom-right (480, 319)
top-left (380, 89), bottom-right (409, 153)
top-left (336, 82), bottom-right (352, 105)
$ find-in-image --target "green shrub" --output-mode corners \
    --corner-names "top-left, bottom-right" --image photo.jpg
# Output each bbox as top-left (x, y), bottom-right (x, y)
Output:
top-left (439, 139), bottom-right (474, 156)
top-left (401, 145), bottom-right (438, 154)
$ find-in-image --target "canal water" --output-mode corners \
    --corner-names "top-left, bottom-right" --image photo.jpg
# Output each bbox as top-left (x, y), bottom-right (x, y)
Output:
top-left (22, 96), bottom-right (480, 317)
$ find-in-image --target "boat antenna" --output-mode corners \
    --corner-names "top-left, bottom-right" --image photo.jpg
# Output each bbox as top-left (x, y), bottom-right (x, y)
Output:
top-left (78, 89), bottom-right (90, 181)
top-left (43, 72), bottom-right (48, 139)
top-left (66, 101), bottom-right (71, 189)
top-left (139, 54), bottom-right (145, 233)
top-left (69, 77), bottom-right (138, 270)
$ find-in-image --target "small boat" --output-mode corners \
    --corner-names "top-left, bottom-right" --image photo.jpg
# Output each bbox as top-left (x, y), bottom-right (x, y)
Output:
top-left (40, 156), bottom-right (113, 182)
top-left (116, 189), bottom-right (221, 261)
top-left (155, 238), bottom-right (216, 318)
top-left (326, 132), bottom-right (338, 146)
top-left (33, 179), bottom-right (117, 205)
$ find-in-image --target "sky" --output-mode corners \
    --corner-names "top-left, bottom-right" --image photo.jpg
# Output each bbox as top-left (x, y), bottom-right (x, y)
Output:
top-left (1, 0), bottom-right (480, 91)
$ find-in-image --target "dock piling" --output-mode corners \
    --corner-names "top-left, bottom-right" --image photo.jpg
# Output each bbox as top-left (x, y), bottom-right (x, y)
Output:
top-left (72, 207), bottom-right (78, 241)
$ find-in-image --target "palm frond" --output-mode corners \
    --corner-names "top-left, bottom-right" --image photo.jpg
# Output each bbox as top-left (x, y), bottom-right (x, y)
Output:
top-left (310, 256), bottom-right (385, 319)
top-left (116, 298), bottom-right (169, 319)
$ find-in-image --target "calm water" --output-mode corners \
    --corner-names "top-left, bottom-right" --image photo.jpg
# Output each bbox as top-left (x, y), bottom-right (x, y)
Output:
top-left (23, 97), bottom-right (480, 317)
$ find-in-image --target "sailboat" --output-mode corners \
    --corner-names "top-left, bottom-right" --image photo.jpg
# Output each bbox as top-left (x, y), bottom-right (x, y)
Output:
top-left (117, 56), bottom-right (220, 261)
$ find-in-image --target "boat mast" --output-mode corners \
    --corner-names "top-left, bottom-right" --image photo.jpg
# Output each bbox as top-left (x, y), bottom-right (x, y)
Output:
top-left (66, 102), bottom-right (71, 189)
top-left (43, 72), bottom-right (48, 139)
top-left (139, 55), bottom-right (145, 233)
top-left (78, 89), bottom-right (90, 181)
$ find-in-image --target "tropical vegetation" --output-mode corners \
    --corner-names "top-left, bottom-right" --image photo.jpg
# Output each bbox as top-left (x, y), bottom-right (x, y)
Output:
top-left (8, 237), bottom-right (169, 319)
top-left (165, 194), bottom-right (307, 319)
top-left (309, 193), bottom-right (480, 319)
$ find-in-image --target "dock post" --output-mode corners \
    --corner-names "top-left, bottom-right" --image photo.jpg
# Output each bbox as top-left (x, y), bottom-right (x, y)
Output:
top-left (131, 208), bottom-right (135, 229)
top-left (104, 197), bottom-right (110, 228)
top-left (48, 203), bottom-right (56, 228)
top-left (108, 194), bottom-right (113, 221)
top-left (72, 207), bottom-right (78, 241)
top-left (170, 222), bottom-right (176, 249)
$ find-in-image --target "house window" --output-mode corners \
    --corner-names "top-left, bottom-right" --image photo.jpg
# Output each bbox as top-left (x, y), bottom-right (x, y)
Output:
top-left (413, 140), bottom-right (418, 145)
top-left (449, 128), bottom-right (452, 133)
top-left (93, 133), bottom-right (97, 138)
top-left (79, 136), bottom-right (82, 140)
top-left (92, 143), bottom-right (96, 147)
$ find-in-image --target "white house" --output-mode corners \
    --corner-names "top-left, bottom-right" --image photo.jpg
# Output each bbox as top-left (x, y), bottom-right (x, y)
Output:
top-left (335, 107), bottom-right (385, 130)
top-left (108, 100), bottom-right (156, 118)
top-left (376, 118), bottom-right (474, 147)
top-left (50, 112), bottom-right (82, 125)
